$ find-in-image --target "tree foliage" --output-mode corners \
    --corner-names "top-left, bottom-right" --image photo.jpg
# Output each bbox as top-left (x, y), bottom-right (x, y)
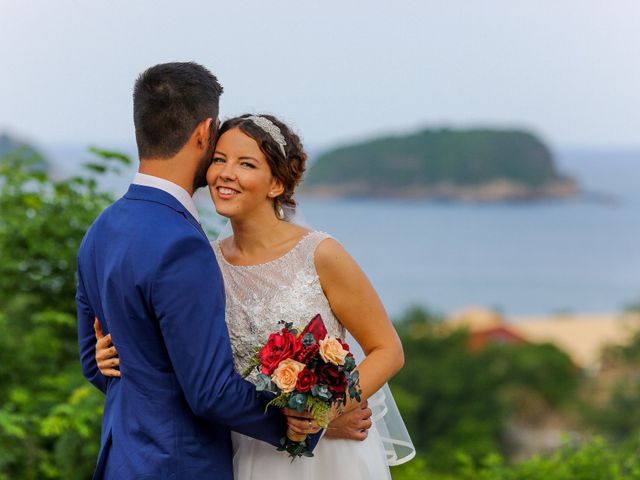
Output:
top-left (0, 147), bottom-right (130, 479)
top-left (392, 436), bottom-right (640, 480)
top-left (389, 307), bottom-right (579, 472)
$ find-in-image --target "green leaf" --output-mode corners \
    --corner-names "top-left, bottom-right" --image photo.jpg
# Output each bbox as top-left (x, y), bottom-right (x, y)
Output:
top-left (305, 396), bottom-right (331, 427)
top-left (88, 146), bottom-right (132, 166)
top-left (265, 393), bottom-right (290, 412)
top-left (241, 356), bottom-right (261, 378)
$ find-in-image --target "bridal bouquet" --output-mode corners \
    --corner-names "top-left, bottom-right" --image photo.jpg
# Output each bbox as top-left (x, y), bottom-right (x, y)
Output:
top-left (243, 314), bottom-right (361, 456)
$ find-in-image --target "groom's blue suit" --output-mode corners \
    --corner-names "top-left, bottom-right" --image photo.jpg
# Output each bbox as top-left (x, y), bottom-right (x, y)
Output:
top-left (77, 184), bottom-right (295, 479)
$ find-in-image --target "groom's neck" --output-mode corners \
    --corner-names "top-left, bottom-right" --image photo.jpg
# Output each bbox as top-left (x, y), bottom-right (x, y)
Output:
top-left (138, 154), bottom-right (196, 195)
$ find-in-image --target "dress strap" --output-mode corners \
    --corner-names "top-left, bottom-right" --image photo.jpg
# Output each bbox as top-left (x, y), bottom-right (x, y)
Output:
top-left (295, 231), bottom-right (333, 270)
top-left (300, 230), bottom-right (332, 254)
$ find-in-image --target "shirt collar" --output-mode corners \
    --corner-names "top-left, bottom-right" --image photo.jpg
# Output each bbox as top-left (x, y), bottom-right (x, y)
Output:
top-left (132, 172), bottom-right (200, 222)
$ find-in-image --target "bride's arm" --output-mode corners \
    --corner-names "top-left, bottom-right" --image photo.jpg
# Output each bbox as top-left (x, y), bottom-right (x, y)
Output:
top-left (315, 238), bottom-right (404, 409)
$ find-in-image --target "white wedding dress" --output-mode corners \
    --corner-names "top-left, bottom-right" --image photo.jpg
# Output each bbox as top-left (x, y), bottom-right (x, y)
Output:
top-left (212, 231), bottom-right (392, 480)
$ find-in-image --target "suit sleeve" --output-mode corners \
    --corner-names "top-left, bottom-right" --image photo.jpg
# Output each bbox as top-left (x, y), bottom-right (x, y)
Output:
top-left (76, 267), bottom-right (108, 394)
top-left (152, 234), bottom-right (285, 447)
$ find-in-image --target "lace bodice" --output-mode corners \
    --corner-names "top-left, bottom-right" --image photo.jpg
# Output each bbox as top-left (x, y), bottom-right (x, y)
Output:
top-left (212, 231), bottom-right (344, 382)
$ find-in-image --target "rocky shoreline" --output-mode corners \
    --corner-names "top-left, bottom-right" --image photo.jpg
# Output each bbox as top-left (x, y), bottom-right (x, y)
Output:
top-left (300, 177), bottom-right (580, 202)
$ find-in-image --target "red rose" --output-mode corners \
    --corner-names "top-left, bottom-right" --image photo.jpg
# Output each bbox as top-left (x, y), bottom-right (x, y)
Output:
top-left (296, 368), bottom-right (318, 393)
top-left (259, 330), bottom-right (302, 375)
top-left (316, 363), bottom-right (347, 395)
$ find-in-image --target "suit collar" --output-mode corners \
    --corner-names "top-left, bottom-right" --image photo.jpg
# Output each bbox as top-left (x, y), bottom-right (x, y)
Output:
top-left (132, 173), bottom-right (200, 222)
top-left (124, 184), bottom-right (208, 240)
top-left (125, 184), bottom-right (186, 213)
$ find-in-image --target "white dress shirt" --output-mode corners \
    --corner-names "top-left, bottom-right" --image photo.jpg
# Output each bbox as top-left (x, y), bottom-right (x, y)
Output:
top-left (132, 172), bottom-right (200, 223)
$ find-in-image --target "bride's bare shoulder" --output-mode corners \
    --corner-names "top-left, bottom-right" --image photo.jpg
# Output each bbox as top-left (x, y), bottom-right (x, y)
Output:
top-left (313, 236), bottom-right (352, 272)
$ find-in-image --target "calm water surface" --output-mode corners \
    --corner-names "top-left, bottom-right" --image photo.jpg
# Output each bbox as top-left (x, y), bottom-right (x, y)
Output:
top-left (283, 151), bottom-right (640, 317)
top-left (48, 146), bottom-right (640, 318)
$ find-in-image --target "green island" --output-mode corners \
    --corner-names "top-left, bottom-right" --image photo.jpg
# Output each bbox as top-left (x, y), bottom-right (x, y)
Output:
top-left (303, 128), bottom-right (579, 201)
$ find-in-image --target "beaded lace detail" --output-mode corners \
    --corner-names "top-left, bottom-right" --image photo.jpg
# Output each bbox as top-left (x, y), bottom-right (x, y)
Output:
top-left (212, 231), bottom-right (344, 383)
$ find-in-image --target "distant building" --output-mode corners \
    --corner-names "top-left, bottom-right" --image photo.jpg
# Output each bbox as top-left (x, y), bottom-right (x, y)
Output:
top-left (446, 307), bottom-right (528, 351)
top-left (445, 307), bottom-right (640, 371)
top-left (467, 325), bottom-right (528, 351)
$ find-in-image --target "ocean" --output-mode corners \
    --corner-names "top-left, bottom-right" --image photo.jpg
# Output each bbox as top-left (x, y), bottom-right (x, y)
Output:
top-left (294, 150), bottom-right (640, 318)
top-left (45, 145), bottom-right (640, 319)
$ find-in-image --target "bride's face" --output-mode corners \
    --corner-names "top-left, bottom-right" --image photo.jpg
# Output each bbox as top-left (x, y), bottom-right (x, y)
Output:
top-left (207, 127), bottom-right (283, 220)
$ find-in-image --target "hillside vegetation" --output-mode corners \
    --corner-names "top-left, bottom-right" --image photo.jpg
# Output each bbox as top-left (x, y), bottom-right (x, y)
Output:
top-left (303, 129), bottom-right (578, 201)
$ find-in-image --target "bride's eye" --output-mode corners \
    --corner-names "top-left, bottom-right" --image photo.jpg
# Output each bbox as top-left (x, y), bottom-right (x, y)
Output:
top-left (241, 162), bottom-right (256, 169)
top-left (212, 157), bottom-right (226, 164)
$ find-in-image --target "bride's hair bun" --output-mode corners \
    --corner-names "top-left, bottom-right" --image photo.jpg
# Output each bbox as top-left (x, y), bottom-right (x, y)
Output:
top-left (216, 114), bottom-right (307, 213)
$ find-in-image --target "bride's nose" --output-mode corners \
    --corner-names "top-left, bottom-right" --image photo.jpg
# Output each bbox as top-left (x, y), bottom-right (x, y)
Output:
top-left (219, 162), bottom-right (237, 181)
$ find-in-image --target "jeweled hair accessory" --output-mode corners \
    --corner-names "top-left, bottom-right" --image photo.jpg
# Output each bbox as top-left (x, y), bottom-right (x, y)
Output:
top-left (246, 115), bottom-right (287, 157)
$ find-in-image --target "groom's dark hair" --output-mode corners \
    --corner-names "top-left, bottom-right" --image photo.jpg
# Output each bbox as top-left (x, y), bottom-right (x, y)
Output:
top-left (133, 62), bottom-right (223, 159)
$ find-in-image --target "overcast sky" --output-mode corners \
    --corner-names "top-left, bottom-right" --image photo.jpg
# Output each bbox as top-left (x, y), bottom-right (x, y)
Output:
top-left (1, 0), bottom-right (638, 152)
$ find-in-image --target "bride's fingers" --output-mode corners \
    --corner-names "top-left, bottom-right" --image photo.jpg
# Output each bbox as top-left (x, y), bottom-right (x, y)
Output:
top-left (100, 368), bottom-right (121, 378)
top-left (98, 357), bottom-right (120, 369)
top-left (95, 345), bottom-right (118, 361)
top-left (358, 417), bottom-right (373, 431)
top-left (361, 405), bottom-right (372, 420)
top-left (93, 318), bottom-right (104, 340)
top-left (95, 333), bottom-right (113, 351)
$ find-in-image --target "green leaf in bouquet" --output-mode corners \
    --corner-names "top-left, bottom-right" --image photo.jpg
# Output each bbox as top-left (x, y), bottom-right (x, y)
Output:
top-left (255, 373), bottom-right (273, 392)
top-left (277, 436), bottom-right (314, 460)
top-left (278, 320), bottom-right (297, 334)
top-left (241, 356), bottom-right (262, 378)
top-left (348, 385), bottom-right (362, 403)
top-left (347, 369), bottom-right (360, 386)
top-left (288, 392), bottom-right (307, 413)
top-left (265, 393), bottom-right (290, 412)
top-left (305, 396), bottom-right (331, 427)
top-left (302, 332), bottom-right (316, 347)
top-left (347, 370), bottom-right (362, 402)
top-left (310, 384), bottom-right (332, 401)
top-left (343, 355), bottom-right (356, 372)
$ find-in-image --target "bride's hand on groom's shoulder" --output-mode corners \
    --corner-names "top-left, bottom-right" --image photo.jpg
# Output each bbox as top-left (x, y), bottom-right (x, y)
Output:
top-left (94, 318), bottom-right (121, 378)
top-left (324, 401), bottom-right (372, 441)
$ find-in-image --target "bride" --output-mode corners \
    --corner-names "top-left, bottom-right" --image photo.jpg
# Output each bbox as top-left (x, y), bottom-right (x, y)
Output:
top-left (96, 113), bottom-right (411, 479)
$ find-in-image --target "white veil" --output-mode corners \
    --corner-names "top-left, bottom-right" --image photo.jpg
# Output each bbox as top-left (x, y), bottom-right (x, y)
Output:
top-left (216, 206), bottom-right (416, 466)
top-left (345, 332), bottom-right (416, 466)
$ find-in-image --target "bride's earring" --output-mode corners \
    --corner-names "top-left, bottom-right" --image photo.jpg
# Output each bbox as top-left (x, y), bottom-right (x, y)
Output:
top-left (274, 199), bottom-right (285, 220)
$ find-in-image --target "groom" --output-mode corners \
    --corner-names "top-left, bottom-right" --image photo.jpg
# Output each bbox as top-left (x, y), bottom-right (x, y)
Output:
top-left (76, 62), bottom-right (319, 479)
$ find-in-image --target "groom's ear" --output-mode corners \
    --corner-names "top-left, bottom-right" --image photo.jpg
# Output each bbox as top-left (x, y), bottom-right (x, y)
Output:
top-left (193, 118), bottom-right (214, 150)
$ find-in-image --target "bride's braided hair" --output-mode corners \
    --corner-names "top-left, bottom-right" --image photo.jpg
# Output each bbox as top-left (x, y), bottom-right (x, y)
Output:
top-left (216, 114), bottom-right (307, 215)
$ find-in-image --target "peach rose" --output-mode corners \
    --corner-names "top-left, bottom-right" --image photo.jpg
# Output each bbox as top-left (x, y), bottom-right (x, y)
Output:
top-left (272, 358), bottom-right (306, 393)
top-left (319, 336), bottom-right (349, 366)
